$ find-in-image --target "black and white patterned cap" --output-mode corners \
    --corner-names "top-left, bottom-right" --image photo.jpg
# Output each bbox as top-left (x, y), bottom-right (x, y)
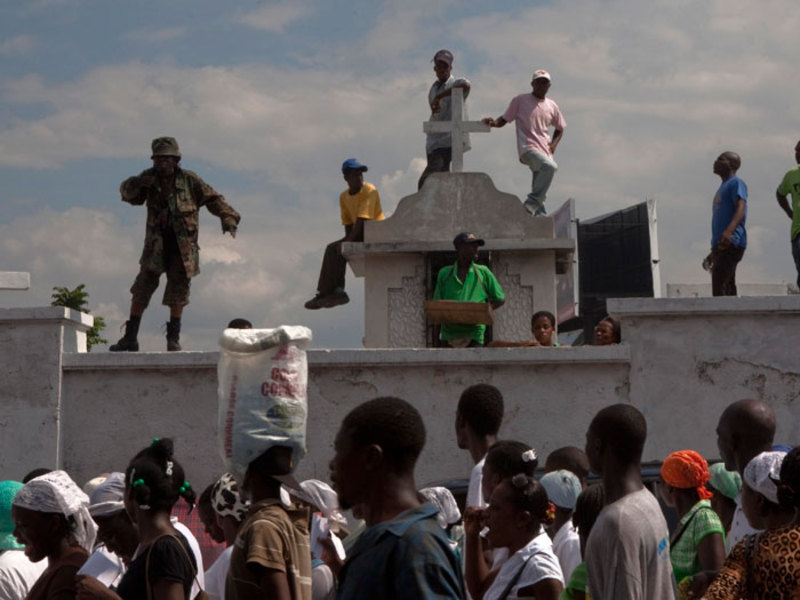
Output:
top-left (211, 473), bottom-right (250, 522)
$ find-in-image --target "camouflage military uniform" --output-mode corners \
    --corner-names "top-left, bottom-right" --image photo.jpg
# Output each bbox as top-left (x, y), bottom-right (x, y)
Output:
top-left (120, 167), bottom-right (240, 307)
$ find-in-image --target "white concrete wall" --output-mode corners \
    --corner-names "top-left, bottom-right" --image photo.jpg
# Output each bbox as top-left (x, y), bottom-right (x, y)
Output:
top-left (55, 347), bottom-right (629, 490)
top-left (3, 296), bottom-right (800, 492)
top-left (609, 296), bottom-right (800, 462)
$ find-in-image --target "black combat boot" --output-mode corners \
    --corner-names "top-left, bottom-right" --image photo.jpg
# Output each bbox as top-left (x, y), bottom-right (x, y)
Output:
top-left (109, 318), bottom-right (140, 352)
top-left (166, 318), bottom-right (182, 351)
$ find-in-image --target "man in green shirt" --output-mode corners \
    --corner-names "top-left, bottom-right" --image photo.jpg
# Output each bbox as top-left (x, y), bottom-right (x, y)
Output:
top-left (433, 232), bottom-right (505, 347)
top-left (776, 140), bottom-right (800, 288)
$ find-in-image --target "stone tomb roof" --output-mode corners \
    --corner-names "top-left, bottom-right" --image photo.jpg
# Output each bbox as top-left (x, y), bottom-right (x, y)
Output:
top-left (343, 172), bottom-right (573, 272)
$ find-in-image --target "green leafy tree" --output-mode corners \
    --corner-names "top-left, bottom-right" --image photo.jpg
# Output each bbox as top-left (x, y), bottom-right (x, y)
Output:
top-left (50, 284), bottom-right (107, 351)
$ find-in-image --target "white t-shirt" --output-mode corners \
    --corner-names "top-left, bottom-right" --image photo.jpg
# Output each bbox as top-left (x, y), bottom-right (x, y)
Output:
top-left (483, 528), bottom-right (563, 600)
top-left (172, 518), bottom-right (205, 596)
top-left (203, 545), bottom-right (232, 600)
top-left (727, 492), bottom-right (760, 553)
top-left (585, 488), bottom-right (676, 600)
top-left (551, 520), bottom-right (581, 583)
top-left (0, 549), bottom-right (47, 600)
top-left (312, 562), bottom-right (336, 600)
top-left (466, 456), bottom-right (487, 509)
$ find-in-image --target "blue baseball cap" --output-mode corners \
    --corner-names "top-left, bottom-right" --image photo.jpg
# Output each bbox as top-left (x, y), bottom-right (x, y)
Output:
top-left (341, 158), bottom-right (368, 173)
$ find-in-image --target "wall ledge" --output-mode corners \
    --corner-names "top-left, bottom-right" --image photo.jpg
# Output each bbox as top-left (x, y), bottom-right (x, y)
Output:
top-left (62, 344), bottom-right (631, 371)
top-left (609, 296), bottom-right (800, 316)
top-left (0, 306), bottom-right (93, 329)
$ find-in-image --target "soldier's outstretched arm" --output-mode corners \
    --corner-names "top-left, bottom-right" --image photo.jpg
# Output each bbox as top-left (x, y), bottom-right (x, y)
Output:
top-left (192, 173), bottom-right (241, 235)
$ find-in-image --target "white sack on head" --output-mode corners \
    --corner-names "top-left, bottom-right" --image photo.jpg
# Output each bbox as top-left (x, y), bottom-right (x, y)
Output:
top-left (13, 470), bottom-right (97, 552)
top-left (420, 486), bottom-right (461, 529)
top-left (290, 479), bottom-right (346, 526)
top-left (217, 326), bottom-right (312, 482)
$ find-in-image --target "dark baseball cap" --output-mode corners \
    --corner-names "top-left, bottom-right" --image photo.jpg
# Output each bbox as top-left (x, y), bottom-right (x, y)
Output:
top-left (453, 232), bottom-right (485, 247)
top-left (433, 49), bottom-right (454, 66)
top-left (341, 158), bottom-right (368, 173)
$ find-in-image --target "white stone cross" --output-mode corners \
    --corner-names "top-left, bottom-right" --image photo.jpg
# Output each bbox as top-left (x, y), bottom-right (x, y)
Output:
top-left (423, 87), bottom-right (490, 173)
top-left (0, 271), bottom-right (30, 290)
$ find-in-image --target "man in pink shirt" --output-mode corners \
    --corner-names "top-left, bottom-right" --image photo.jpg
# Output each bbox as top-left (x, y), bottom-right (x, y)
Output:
top-left (483, 69), bottom-right (566, 216)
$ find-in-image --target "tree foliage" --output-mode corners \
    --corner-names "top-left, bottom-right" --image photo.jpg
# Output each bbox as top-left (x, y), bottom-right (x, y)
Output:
top-left (50, 284), bottom-right (107, 351)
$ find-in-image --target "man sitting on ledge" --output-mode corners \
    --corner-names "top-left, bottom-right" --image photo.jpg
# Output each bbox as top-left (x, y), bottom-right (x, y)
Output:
top-left (433, 232), bottom-right (505, 348)
top-left (305, 158), bottom-right (385, 310)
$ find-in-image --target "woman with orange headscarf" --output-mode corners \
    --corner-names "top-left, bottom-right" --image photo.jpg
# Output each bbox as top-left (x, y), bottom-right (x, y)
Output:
top-left (658, 450), bottom-right (726, 593)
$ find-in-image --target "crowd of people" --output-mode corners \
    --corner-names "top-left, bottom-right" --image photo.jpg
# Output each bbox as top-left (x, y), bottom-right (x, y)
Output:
top-left (1, 388), bottom-right (798, 599)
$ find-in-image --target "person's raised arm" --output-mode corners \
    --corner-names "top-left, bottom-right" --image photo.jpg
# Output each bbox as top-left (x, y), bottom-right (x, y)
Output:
top-left (777, 189), bottom-right (794, 220)
top-left (463, 507), bottom-right (496, 599)
top-left (119, 172), bottom-right (154, 206)
top-left (719, 198), bottom-right (746, 248)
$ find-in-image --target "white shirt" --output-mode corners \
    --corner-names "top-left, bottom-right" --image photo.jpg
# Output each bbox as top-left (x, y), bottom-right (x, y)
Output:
top-left (483, 528), bottom-right (563, 600)
top-left (0, 549), bottom-right (47, 600)
top-left (727, 492), bottom-right (761, 553)
top-left (203, 545), bottom-right (232, 600)
top-left (171, 518), bottom-right (205, 596)
top-left (551, 520), bottom-right (581, 582)
top-left (466, 456), bottom-right (487, 509)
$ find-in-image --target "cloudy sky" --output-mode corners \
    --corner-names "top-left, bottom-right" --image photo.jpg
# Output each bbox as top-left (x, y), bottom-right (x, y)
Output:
top-left (0, 0), bottom-right (798, 350)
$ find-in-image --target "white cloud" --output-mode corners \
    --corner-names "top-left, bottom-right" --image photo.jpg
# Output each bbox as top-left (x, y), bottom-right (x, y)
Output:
top-left (234, 2), bottom-right (311, 32)
top-left (0, 35), bottom-right (36, 56)
top-left (122, 27), bottom-right (185, 43)
top-left (2, 0), bottom-right (800, 351)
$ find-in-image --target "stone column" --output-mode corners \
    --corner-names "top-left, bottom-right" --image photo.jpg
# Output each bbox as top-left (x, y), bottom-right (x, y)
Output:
top-left (0, 307), bottom-right (92, 479)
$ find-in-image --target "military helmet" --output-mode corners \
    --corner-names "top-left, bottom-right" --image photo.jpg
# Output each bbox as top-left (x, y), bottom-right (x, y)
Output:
top-left (151, 137), bottom-right (181, 158)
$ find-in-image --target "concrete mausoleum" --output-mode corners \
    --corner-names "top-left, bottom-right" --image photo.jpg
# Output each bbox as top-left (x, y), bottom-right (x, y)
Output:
top-left (343, 172), bottom-right (574, 347)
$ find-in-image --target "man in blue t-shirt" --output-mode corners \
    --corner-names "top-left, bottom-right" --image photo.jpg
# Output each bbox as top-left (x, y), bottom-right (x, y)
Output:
top-left (709, 151), bottom-right (747, 296)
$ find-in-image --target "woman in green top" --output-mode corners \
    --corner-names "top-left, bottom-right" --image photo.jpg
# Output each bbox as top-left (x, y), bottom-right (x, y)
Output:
top-left (659, 450), bottom-right (726, 588)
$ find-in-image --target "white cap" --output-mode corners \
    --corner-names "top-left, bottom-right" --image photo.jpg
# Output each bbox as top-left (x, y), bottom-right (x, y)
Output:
top-left (532, 69), bottom-right (551, 81)
top-left (743, 451), bottom-right (787, 504)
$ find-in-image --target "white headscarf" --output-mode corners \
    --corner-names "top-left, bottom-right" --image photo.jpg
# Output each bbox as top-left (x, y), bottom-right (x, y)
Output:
top-left (290, 479), bottom-right (347, 526)
top-left (88, 472), bottom-right (126, 518)
top-left (420, 486), bottom-right (461, 529)
top-left (744, 451), bottom-right (787, 504)
top-left (13, 470), bottom-right (97, 552)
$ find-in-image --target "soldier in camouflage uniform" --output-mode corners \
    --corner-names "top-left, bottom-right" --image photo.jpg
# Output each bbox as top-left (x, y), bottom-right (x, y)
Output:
top-left (110, 137), bottom-right (240, 351)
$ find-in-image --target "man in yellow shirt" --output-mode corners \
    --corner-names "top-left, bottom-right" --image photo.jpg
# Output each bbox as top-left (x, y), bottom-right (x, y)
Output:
top-left (305, 158), bottom-right (385, 309)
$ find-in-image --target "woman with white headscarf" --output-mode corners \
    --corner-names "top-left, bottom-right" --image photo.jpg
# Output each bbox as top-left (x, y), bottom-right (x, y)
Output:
top-left (289, 480), bottom-right (347, 600)
top-left (12, 470), bottom-right (97, 600)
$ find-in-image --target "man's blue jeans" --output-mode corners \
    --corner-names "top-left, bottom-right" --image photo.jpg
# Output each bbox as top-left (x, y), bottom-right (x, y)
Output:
top-left (519, 149), bottom-right (558, 216)
top-left (792, 234), bottom-right (800, 288)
